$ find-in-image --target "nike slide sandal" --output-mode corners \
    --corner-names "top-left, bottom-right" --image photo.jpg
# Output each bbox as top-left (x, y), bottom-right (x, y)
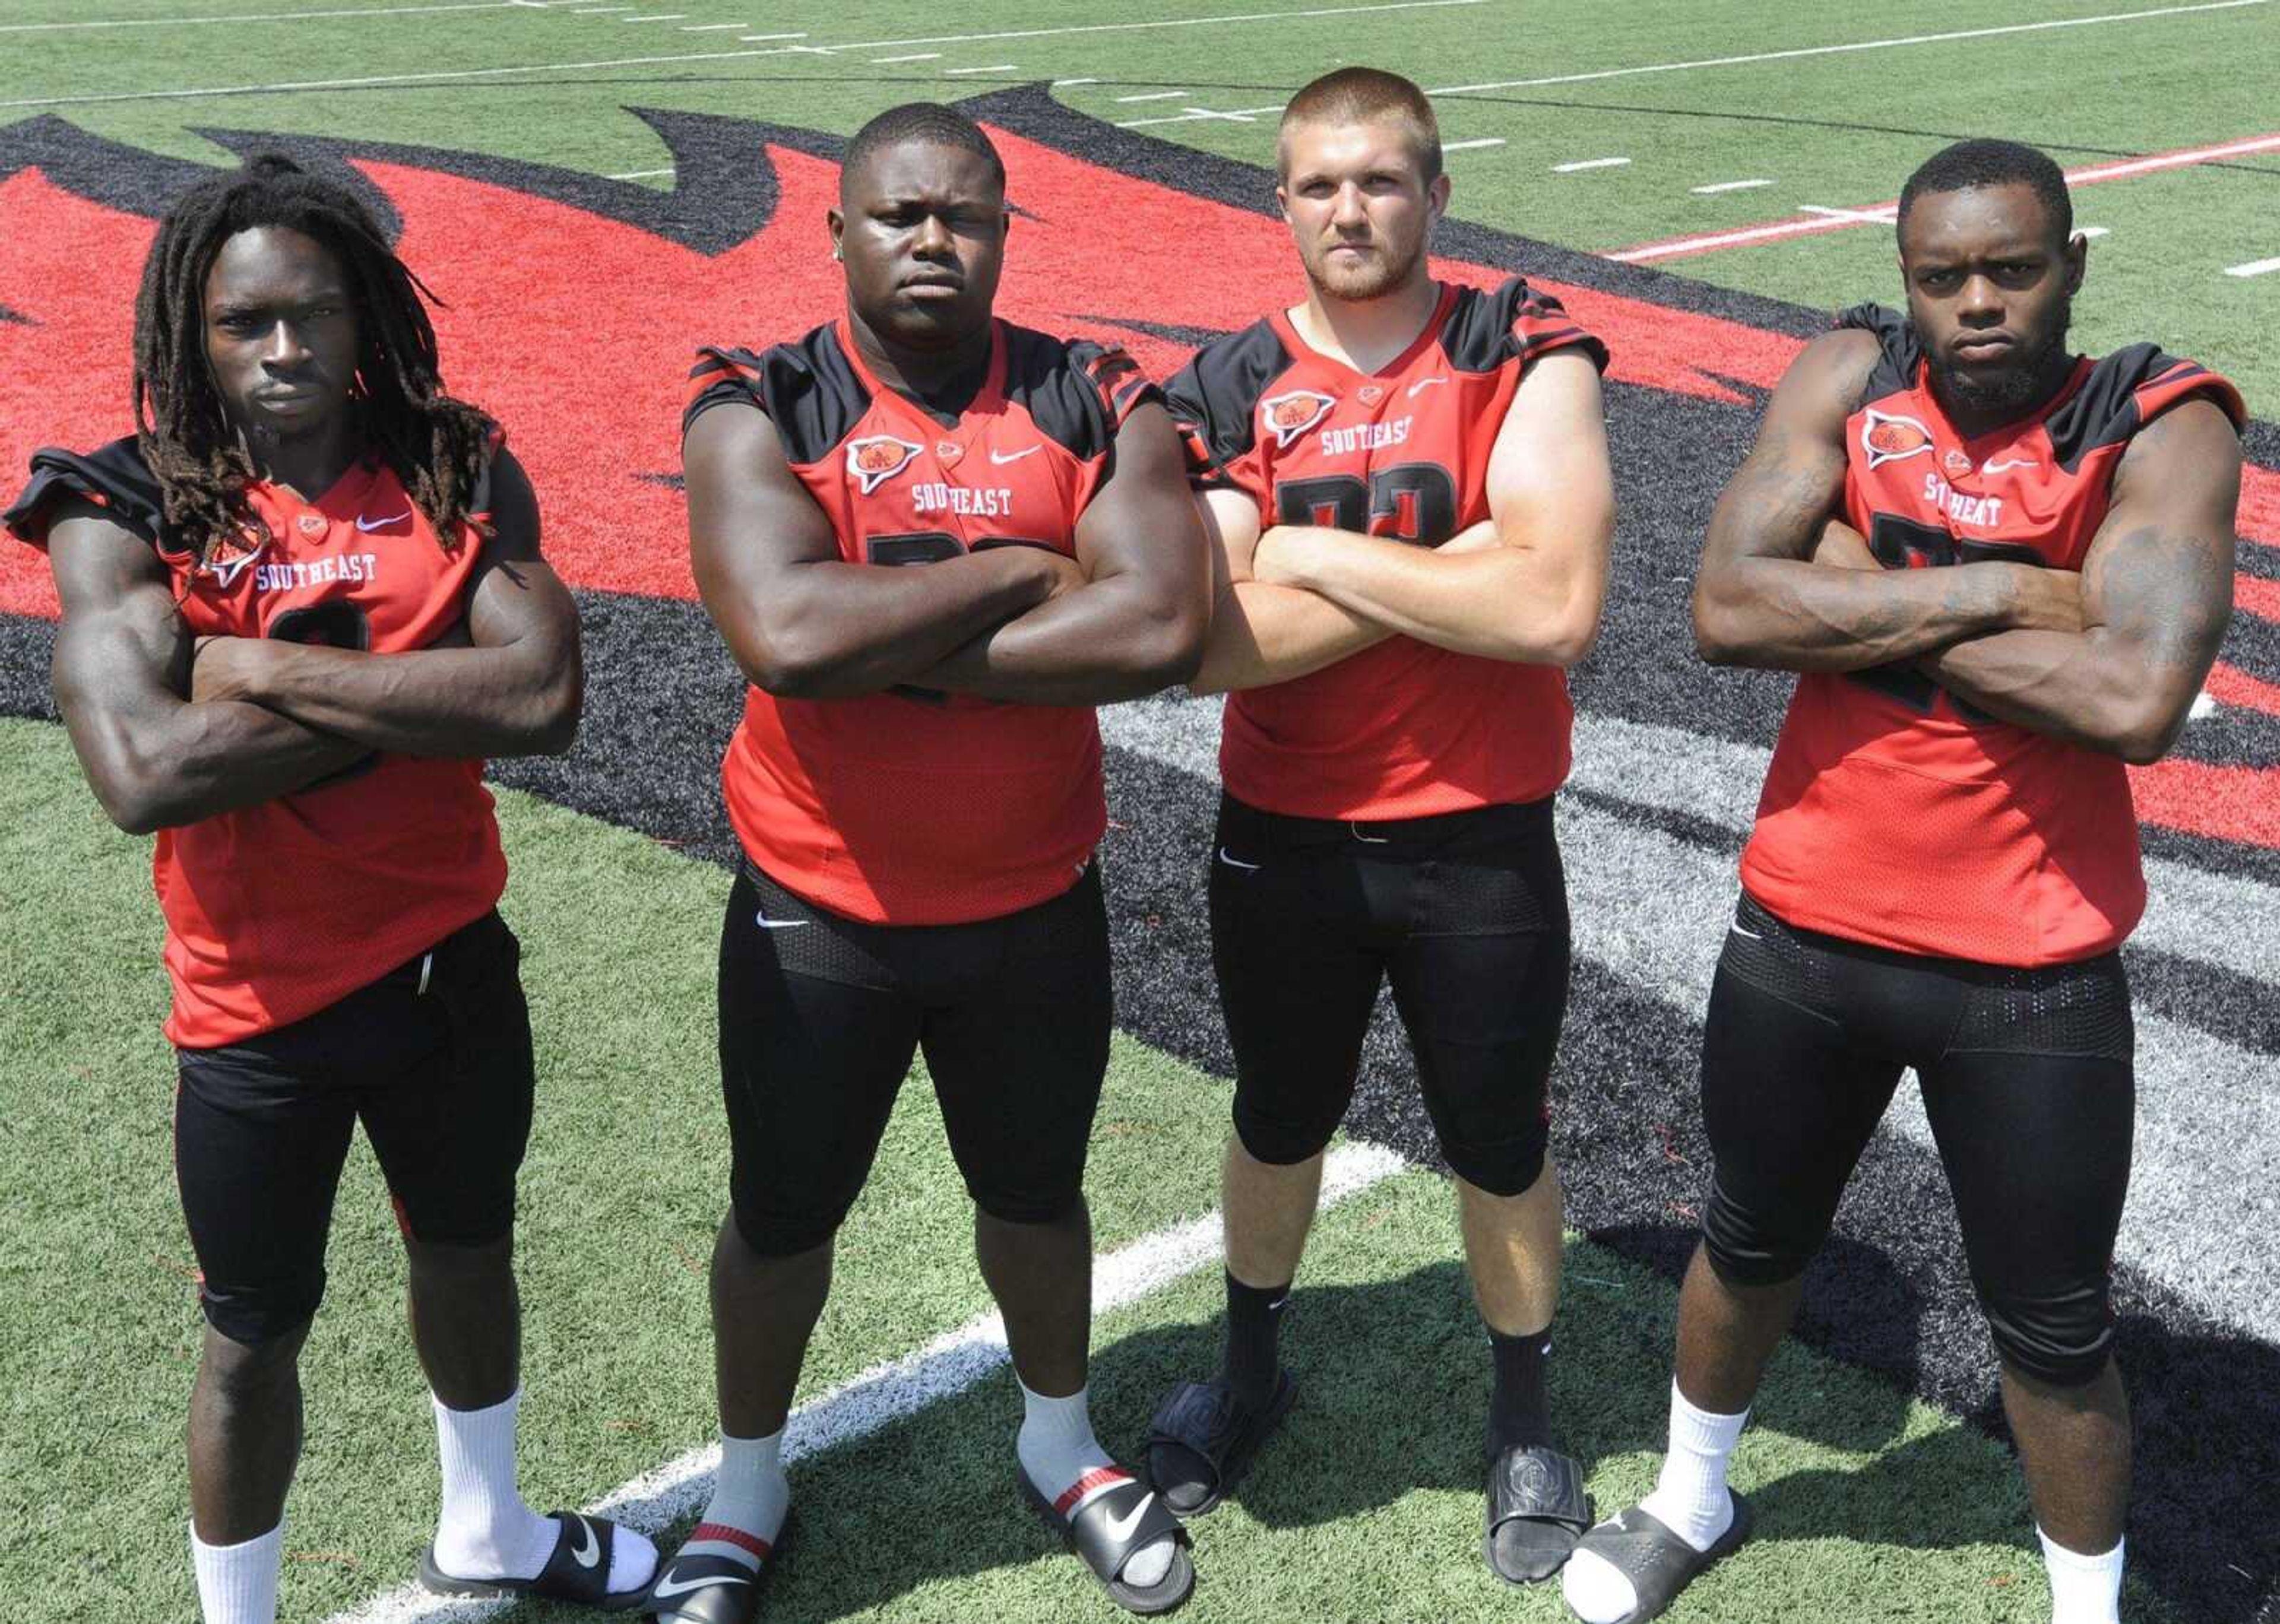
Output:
top-left (1022, 1471), bottom-right (1195, 1616)
top-left (1144, 1370), bottom-right (1296, 1518)
top-left (417, 1509), bottom-right (654, 1612)
top-left (644, 1511), bottom-right (793, 1624)
top-left (1481, 1441), bottom-right (1594, 1584)
top-left (1566, 1493), bottom-right (1753, 1623)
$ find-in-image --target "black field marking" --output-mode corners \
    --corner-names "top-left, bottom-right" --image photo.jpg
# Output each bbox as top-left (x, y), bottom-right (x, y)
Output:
top-left (0, 302), bottom-right (30, 326)
top-left (2142, 822), bottom-right (2280, 890)
top-left (1070, 313), bottom-right (1235, 348)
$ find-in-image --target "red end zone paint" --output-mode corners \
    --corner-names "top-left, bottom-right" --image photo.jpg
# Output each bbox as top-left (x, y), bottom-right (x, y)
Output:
top-left (0, 121), bottom-right (2270, 851)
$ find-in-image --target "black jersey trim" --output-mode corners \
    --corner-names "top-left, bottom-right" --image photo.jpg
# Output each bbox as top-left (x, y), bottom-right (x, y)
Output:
top-left (683, 326), bottom-right (873, 464)
top-left (1161, 319), bottom-right (1294, 489)
top-left (1005, 328), bottom-right (1156, 464)
top-left (1439, 277), bottom-right (1611, 376)
top-left (4, 437), bottom-right (164, 551)
top-left (1834, 303), bottom-right (1920, 403)
top-left (2045, 348), bottom-right (2246, 474)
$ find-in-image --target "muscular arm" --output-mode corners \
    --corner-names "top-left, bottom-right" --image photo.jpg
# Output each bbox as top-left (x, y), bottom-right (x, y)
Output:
top-left (46, 503), bottom-right (366, 835)
top-left (1692, 330), bottom-right (2077, 671)
top-left (1246, 350), bottom-right (1617, 665)
top-left (685, 401), bottom-right (1060, 699)
top-left (188, 450), bottom-right (583, 757)
top-left (909, 400), bottom-right (1210, 704)
top-left (1913, 399), bottom-right (2240, 762)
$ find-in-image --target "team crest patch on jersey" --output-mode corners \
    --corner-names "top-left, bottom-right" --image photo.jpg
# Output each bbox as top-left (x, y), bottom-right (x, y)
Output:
top-left (936, 439), bottom-right (964, 469)
top-left (1861, 408), bottom-right (1936, 469)
top-left (847, 434), bottom-right (924, 494)
top-left (1357, 383), bottom-right (1386, 407)
top-left (1943, 448), bottom-right (1975, 480)
top-left (202, 529), bottom-right (267, 588)
top-left (1261, 389), bottom-right (1337, 450)
top-left (294, 511), bottom-right (328, 539)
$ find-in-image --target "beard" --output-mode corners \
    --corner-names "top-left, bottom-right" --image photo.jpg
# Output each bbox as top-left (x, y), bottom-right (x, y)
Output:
top-left (1928, 297), bottom-right (2073, 417)
top-left (1304, 232), bottom-right (1427, 302)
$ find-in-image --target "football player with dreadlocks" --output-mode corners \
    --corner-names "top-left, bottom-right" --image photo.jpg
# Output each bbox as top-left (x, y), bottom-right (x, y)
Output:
top-left (4, 154), bottom-right (657, 1623)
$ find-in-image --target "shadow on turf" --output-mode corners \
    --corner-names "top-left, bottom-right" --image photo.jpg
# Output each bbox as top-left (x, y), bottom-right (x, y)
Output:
top-left (586, 1254), bottom-right (2074, 1622)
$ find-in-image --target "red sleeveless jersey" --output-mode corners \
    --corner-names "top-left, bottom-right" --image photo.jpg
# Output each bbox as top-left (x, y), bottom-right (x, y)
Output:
top-left (1164, 278), bottom-right (1608, 820)
top-left (1741, 304), bottom-right (2246, 965)
top-left (685, 317), bottom-right (1155, 925)
top-left (5, 437), bottom-right (509, 1046)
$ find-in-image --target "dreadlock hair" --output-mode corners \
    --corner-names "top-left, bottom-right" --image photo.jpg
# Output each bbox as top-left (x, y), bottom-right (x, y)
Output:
top-left (132, 153), bottom-right (495, 567)
top-left (840, 103), bottom-right (1006, 201)
top-left (1896, 138), bottom-right (2073, 245)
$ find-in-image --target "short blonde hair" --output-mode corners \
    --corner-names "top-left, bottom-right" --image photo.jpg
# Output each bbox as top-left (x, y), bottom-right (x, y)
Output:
top-left (1277, 67), bottom-right (1442, 184)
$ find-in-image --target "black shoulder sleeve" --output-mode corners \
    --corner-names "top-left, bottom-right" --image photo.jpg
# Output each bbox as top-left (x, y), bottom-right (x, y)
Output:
top-left (2045, 345), bottom-right (2247, 474)
top-left (683, 325), bottom-right (870, 464)
top-left (1160, 321), bottom-right (1291, 490)
top-left (3, 437), bottom-right (165, 551)
top-left (1005, 328), bottom-right (1161, 463)
top-left (1439, 278), bottom-right (1610, 376)
top-left (1833, 303), bottom-right (1919, 402)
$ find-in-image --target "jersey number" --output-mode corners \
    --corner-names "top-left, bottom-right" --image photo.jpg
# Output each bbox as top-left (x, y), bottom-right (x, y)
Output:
top-left (1274, 463), bottom-right (1458, 545)
top-left (1848, 514), bottom-right (2045, 719)
top-left (266, 602), bottom-right (378, 782)
top-left (864, 531), bottom-right (1061, 704)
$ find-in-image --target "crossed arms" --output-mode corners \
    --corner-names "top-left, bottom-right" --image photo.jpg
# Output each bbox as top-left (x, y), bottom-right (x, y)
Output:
top-left (1187, 349), bottom-right (1616, 695)
top-left (1691, 330), bottom-right (2239, 765)
top-left (685, 398), bottom-right (1209, 706)
top-left (48, 448), bottom-right (582, 835)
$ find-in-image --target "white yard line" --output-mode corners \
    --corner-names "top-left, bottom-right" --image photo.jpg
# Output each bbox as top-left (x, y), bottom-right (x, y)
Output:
top-left (1120, 0), bottom-right (2269, 126)
top-left (1053, 76), bottom-right (1100, 85)
top-left (1611, 130), bottom-right (2280, 262)
top-left (2079, 225), bottom-right (2112, 237)
top-left (1115, 90), bottom-right (1190, 102)
top-left (1553, 156), bottom-right (1629, 172)
top-left (619, 12), bottom-right (684, 20)
top-left (0, 0), bottom-right (524, 27)
top-left (605, 165), bottom-right (673, 178)
top-left (1443, 137), bottom-right (1506, 151)
top-left (1691, 177), bottom-right (1772, 194)
top-left (943, 62), bottom-right (1018, 74)
top-left (2224, 255), bottom-right (2280, 277)
top-left (679, 21), bottom-right (749, 29)
top-left (0, 0), bottom-right (1490, 110)
top-left (319, 1141), bottom-right (1410, 1624)
top-left (871, 50), bottom-right (940, 61)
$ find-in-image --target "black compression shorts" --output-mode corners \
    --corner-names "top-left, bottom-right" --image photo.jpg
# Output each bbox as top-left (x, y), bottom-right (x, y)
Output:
top-left (718, 859), bottom-right (1112, 1257)
top-left (1699, 892), bottom-right (2135, 1387)
top-left (1208, 793), bottom-right (1570, 1195)
top-left (173, 911), bottom-right (534, 1344)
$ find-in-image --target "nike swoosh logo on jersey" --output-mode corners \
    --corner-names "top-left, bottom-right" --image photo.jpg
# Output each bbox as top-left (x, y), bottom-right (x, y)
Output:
top-left (355, 510), bottom-right (411, 532)
top-left (651, 1571), bottom-right (752, 1600)
top-left (568, 1516), bottom-right (600, 1569)
top-left (1980, 458), bottom-right (2040, 473)
top-left (1407, 376), bottom-right (1450, 398)
top-left (1216, 848), bottom-right (1261, 871)
top-left (1101, 1492), bottom-right (1158, 1546)
top-left (990, 446), bottom-right (1040, 464)
top-left (755, 911), bottom-right (810, 930)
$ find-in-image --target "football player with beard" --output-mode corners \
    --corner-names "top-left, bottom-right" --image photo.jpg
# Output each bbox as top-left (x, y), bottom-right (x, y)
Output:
top-left (1144, 67), bottom-right (1618, 1587)
top-left (1562, 139), bottom-right (2243, 1624)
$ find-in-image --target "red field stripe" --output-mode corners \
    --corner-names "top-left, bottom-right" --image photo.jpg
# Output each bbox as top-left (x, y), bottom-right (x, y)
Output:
top-left (2236, 573), bottom-right (2280, 624)
top-left (2133, 757), bottom-right (2280, 848)
top-left (2239, 462), bottom-right (2280, 554)
top-left (1608, 131), bottom-right (2280, 264)
top-left (2206, 660), bottom-right (2280, 718)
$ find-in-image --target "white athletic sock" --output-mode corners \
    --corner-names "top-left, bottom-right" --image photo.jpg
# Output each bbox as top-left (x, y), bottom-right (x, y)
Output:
top-left (190, 1520), bottom-right (283, 1624)
top-left (1015, 1379), bottom-right (1174, 1590)
top-left (1562, 1381), bottom-right (1747, 1624)
top-left (431, 1388), bottom-right (559, 1582)
top-left (433, 1390), bottom-right (658, 1593)
top-left (1639, 1378), bottom-right (1747, 1549)
top-left (2040, 1528), bottom-right (2123, 1624)
top-left (682, 1429), bottom-right (790, 1574)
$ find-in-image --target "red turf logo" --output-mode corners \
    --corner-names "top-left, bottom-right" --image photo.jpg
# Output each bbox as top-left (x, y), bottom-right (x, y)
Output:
top-left (1861, 408), bottom-right (1936, 469)
top-left (1261, 389), bottom-right (1336, 449)
top-left (847, 435), bottom-right (923, 494)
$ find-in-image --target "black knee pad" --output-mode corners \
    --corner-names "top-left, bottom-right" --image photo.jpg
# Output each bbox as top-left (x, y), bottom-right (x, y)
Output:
top-left (1700, 1175), bottom-right (1820, 1288)
top-left (1231, 1096), bottom-right (1341, 1169)
top-left (970, 1185), bottom-right (1084, 1227)
top-left (1440, 1119), bottom-right (1550, 1199)
top-left (1984, 1294), bottom-right (2116, 1388)
top-left (200, 1276), bottom-right (324, 1347)
top-left (731, 1198), bottom-right (846, 1260)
